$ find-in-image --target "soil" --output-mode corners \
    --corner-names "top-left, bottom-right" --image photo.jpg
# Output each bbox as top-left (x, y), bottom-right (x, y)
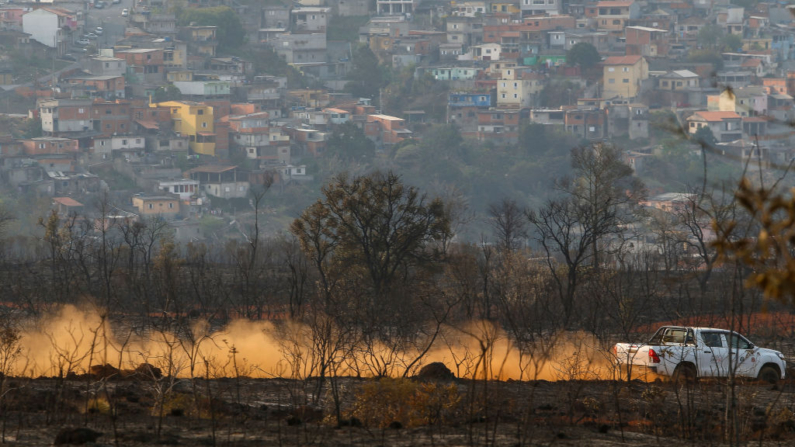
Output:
top-left (0, 375), bottom-right (793, 446)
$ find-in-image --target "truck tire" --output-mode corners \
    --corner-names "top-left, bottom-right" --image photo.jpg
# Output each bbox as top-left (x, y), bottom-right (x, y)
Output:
top-left (758, 365), bottom-right (780, 385)
top-left (673, 363), bottom-right (697, 384)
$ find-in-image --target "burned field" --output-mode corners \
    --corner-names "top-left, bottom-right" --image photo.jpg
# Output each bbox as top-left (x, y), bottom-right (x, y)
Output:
top-left (2, 366), bottom-right (795, 446)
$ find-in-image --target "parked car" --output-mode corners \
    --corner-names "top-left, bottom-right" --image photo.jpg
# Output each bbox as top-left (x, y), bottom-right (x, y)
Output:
top-left (75, 38), bottom-right (90, 46)
top-left (121, 8), bottom-right (128, 16)
top-left (84, 33), bottom-right (98, 40)
top-left (113, 0), bottom-right (121, 3)
top-left (95, 27), bottom-right (103, 35)
top-left (94, 1), bottom-right (104, 8)
top-left (614, 326), bottom-right (786, 383)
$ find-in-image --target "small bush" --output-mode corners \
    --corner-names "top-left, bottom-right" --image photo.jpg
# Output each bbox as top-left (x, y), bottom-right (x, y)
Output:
top-left (85, 397), bottom-right (111, 415)
top-left (350, 378), bottom-right (460, 429)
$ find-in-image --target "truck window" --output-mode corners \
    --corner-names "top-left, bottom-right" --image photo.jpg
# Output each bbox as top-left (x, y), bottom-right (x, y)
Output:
top-left (729, 333), bottom-right (752, 349)
top-left (662, 328), bottom-right (687, 344)
top-left (701, 332), bottom-right (724, 348)
top-left (648, 327), bottom-right (665, 345)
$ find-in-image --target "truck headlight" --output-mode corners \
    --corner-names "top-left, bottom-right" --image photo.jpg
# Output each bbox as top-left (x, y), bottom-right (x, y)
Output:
top-left (776, 352), bottom-right (785, 360)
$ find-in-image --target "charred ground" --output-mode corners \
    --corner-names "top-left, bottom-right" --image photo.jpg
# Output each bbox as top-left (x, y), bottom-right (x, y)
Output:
top-left (2, 369), bottom-right (795, 446)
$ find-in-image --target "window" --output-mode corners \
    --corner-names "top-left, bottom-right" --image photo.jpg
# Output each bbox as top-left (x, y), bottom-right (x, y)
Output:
top-left (623, 79), bottom-right (629, 83)
top-left (622, 67), bottom-right (629, 72)
top-left (701, 332), bottom-right (724, 348)
top-left (608, 67), bottom-right (615, 72)
top-left (613, 19), bottom-right (620, 25)
top-left (608, 78), bottom-right (615, 84)
top-left (513, 93), bottom-right (518, 98)
top-left (148, 203), bottom-right (153, 209)
top-left (501, 93), bottom-right (506, 98)
top-left (201, 122), bottom-right (208, 128)
top-left (122, 140), bottom-right (127, 145)
top-left (729, 333), bottom-right (752, 349)
top-left (78, 108), bottom-right (84, 114)
top-left (168, 203), bottom-right (173, 209)
top-left (197, 109), bottom-right (204, 115)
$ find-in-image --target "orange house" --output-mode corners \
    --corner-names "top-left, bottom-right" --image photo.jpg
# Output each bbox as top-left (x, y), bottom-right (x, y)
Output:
top-left (22, 137), bottom-right (79, 155)
top-left (367, 114), bottom-right (411, 145)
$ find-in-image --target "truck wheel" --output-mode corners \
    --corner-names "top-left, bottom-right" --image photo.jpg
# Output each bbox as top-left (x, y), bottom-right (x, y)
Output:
top-left (758, 366), bottom-right (780, 385)
top-left (673, 364), bottom-right (697, 384)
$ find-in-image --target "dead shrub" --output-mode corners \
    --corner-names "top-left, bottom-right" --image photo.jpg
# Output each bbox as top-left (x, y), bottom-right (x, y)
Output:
top-left (350, 378), bottom-right (460, 429)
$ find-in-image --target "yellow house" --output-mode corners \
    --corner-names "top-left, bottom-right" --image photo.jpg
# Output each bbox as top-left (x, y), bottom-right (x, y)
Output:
top-left (132, 195), bottom-right (180, 218)
top-left (167, 70), bottom-right (193, 82)
top-left (152, 101), bottom-right (216, 156)
top-left (497, 68), bottom-right (544, 108)
top-left (491, 2), bottom-right (520, 13)
top-left (164, 46), bottom-right (187, 68)
top-left (602, 55), bottom-right (648, 100)
top-left (742, 37), bottom-right (771, 52)
top-left (185, 26), bottom-right (217, 57)
top-left (707, 86), bottom-right (767, 117)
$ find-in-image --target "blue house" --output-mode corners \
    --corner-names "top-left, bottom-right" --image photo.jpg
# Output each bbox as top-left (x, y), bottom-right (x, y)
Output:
top-left (449, 92), bottom-right (492, 108)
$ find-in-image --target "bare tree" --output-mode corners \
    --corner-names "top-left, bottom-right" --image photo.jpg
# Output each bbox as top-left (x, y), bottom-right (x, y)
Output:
top-left (488, 198), bottom-right (527, 252)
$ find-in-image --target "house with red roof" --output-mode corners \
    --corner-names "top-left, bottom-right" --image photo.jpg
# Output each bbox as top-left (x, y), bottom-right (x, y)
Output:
top-left (686, 111), bottom-right (743, 143)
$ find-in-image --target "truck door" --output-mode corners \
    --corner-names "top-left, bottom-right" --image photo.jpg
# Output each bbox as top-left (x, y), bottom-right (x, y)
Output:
top-left (728, 332), bottom-right (757, 378)
top-left (697, 331), bottom-right (729, 377)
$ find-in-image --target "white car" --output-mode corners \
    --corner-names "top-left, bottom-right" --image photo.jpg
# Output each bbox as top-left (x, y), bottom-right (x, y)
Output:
top-left (614, 326), bottom-right (786, 383)
top-left (121, 8), bottom-right (128, 16)
top-left (95, 27), bottom-right (103, 35)
top-left (75, 38), bottom-right (90, 46)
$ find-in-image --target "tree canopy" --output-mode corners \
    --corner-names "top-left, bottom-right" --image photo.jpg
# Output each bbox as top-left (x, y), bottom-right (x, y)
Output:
top-left (325, 121), bottom-right (376, 163)
top-left (290, 171), bottom-right (450, 298)
top-left (345, 45), bottom-right (386, 102)
top-left (566, 42), bottom-right (601, 69)
top-left (178, 7), bottom-right (245, 50)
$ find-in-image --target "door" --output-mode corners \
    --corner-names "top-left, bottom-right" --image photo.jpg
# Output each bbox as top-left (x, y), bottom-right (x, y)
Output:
top-left (697, 331), bottom-right (729, 377)
top-left (728, 332), bottom-right (757, 378)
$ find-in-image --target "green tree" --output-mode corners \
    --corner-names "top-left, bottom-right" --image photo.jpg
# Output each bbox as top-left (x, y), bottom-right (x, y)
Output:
top-left (566, 42), bottom-right (601, 69)
top-left (688, 49), bottom-right (724, 71)
top-left (345, 45), bottom-right (385, 102)
top-left (153, 84), bottom-right (182, 102)
top-left (697, 24), bottom-right (723, 49)
top-left (19, 118), bottom-right (42, 138)
top-left (325, 121), bottom-right (376, 163)
top-left (539, 80), bottom-right (579, 107)
top-left (693, 125), bottom-right (717, 146)
top-left (721, 34), bottom-right (743, 52)
top-left (178, 7), bottom-right (245, 50)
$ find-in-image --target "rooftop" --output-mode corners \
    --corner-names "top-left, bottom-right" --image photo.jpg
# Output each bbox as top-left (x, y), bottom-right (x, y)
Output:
top-left (691, 111), bottom-right (741, 121)
top-left (186, 165), bottom-right (237, 174)
top-left (603, 55), bottom-right (643, 65)
top-left (53, 197), bottom-right (83, 207)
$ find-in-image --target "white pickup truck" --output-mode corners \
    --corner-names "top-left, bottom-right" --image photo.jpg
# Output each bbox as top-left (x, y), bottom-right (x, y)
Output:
top-left (614, 326), bottom-right (786, 383)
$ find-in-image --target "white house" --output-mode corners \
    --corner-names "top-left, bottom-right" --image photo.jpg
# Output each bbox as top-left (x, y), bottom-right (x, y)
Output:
top-left (158, 179), bottom-right (200, 200)
top-left (22, 7), bottom-right (76, 55)
top-left (91, 135), bottom-right (146, 159)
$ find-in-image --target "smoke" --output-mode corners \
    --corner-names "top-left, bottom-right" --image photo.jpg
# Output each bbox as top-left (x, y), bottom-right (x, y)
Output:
top-left (8, 306), bottom-right (623, 381)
